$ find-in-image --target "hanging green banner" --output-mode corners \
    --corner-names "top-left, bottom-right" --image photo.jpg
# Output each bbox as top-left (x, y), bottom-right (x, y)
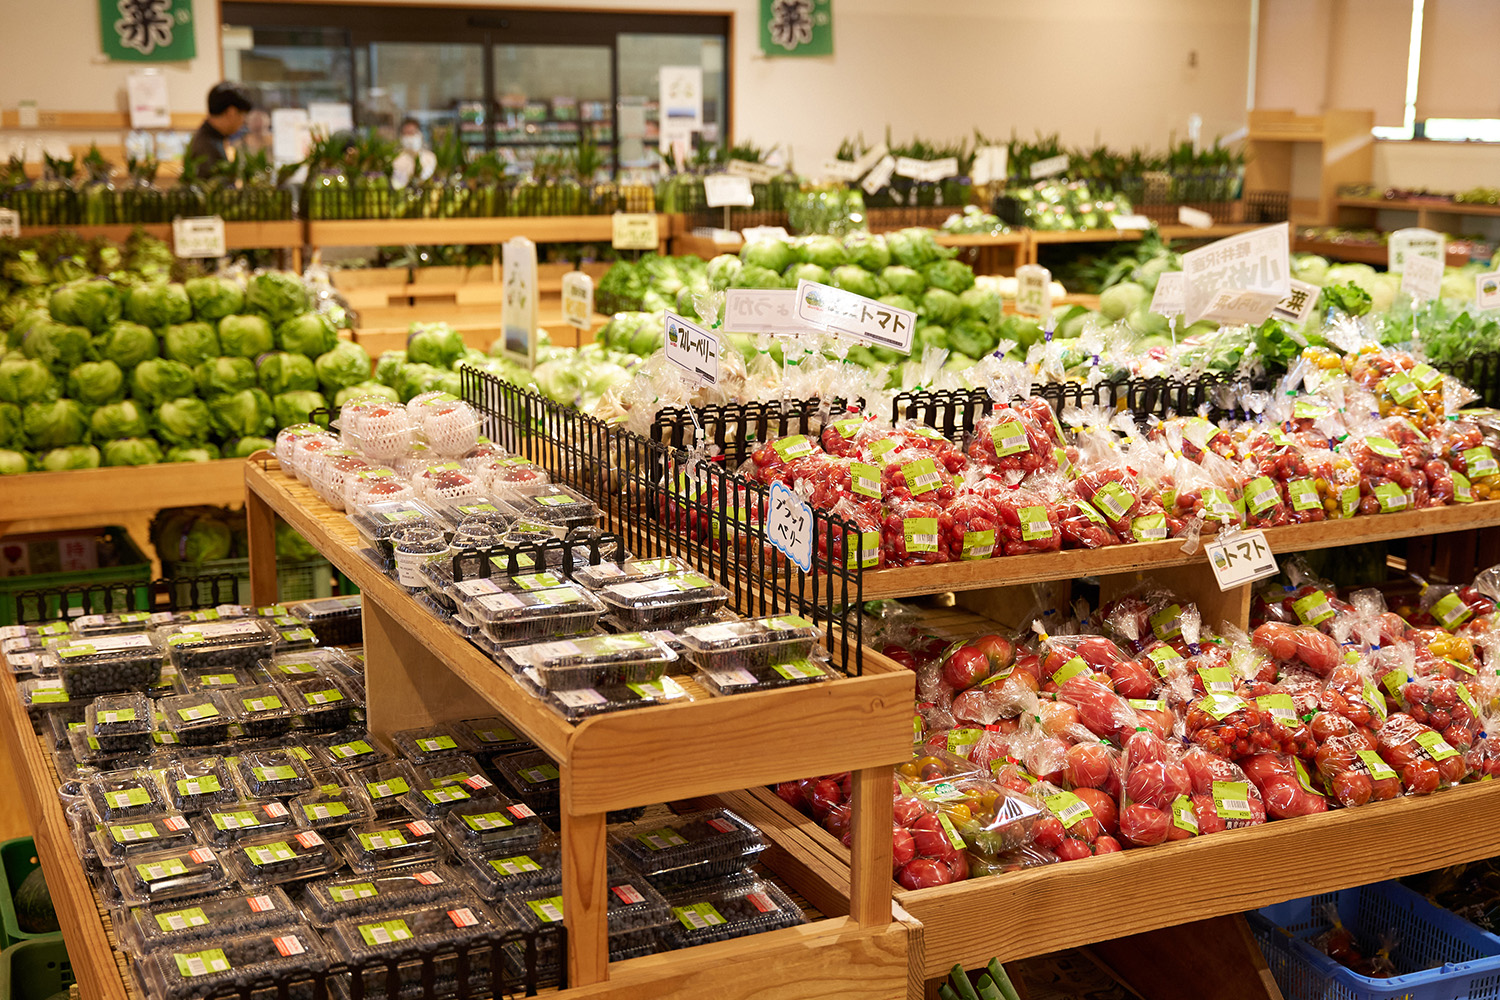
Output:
top-left (760, 0), bottom-right (832, 57)
top-left (100, 0), bottom-right (197, 62)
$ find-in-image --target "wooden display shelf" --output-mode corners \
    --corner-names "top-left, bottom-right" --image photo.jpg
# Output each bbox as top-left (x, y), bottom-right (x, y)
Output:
top-left (1293, 236), bottom-right (1470, 268)
top-left (242, 460), bottom-right (914, 992)
top-left (1339, 197), bottom-right (1500, 220)
top-left (16, 221), bottom-right (301, 250)
top-left (933, 233), bottom-right (1026, 247)
top-left (306, 215), bottom-right (669, 251)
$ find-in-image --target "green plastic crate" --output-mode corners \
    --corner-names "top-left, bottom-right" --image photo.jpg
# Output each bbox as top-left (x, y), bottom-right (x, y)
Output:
top-left (163, 556), bottom-right (337, 606)
top-left (0, 528), bottom-right (151, 627)
top-left (0, 840), bottom-right (58, 949)
top-left (0, 937), bottom-right (70, 1000)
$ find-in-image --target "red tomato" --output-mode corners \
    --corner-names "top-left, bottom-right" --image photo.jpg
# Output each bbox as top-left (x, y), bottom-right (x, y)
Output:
top-left (809, 779), bottom-right (844, 819)
top-left (971, 634), bottom-right (1015, 673)
top-left (1056, 838), bottom-right (1094, 862)
top-left (891, 827), bottom-right (916, 869)
top-left (1120, 804), bottom-right (1170, 846)
top-left (1063, 742), bottom-right (1115, 789)
top-left (897, 858), bottom-right (955, 889)
top-left (943, 646), bottom-right (992, 690)
top-left (1093, 835), bottom-right (1123, 854)
top-left (1032, 816), bottom-right (1065, 851)
top-left (1072, 787), bottom-right (1118, 835)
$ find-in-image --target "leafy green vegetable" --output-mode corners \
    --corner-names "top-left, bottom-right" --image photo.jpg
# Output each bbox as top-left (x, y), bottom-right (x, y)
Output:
top-left (922, 260), bottom-right (975, 295)
top-left (784, 263), bottom-right (832, 287)
top-left (53, 279), bottom-right (122, 334)
top-left (0, 402), bottom-right (21, 448)
top-left (374, 350), bottom-right (406, 387)
top-left (799, 235), bottom-right (849, 271)
top-left (124, 282), bottom-right (192, 328)
top-left (166, 444), bottom-right (221, 463)
top-left (129, 358), bottom-right (196, 406)
top-left (959, 287), bottom-right (1002, 325)
top-left (257, 352), bottom-right (318, 395)
top-left (881, 266), bottom-right (926, 298)
top-left (275, 312), bottom-right (336, 357)
top-left (22, 322), bottom-right (95, 372)
top-left (831, 265), bottom-right (886, 300)
top-left (102, 437), bottom-right (163, 466)
top-left (334, 381), bottom-right (400, 407)
top-left (66, 360), bottom-right (125, 405)
top-left (740, 240), bottom-right (797, 274)
top-left (23, 399), bottom-right (90, 449)
top-left (314, 341), bottom-right (372, 392)
top-left (0, 358), bottom-right (58, 404)
top-left (90, 399), bottom-right (149, 439)
top-left (154, 397), bottom-right (212, 445)
top-left (395, 363), bottom-right (448, 401)
top-left (40, 445), bottom-right (100, 470)
top-left (217, 315), bottom-right (274, 358)
top-left (706, 254), bottom-right (742, 290)
top-left (729, 265), bottom-right (786, 290)
top-left (95, 320), bottom-right (158, 370)
top-left (843, 232), bottom-right (891, 272)
top-left (272, 389), bottom-right (328, 429)
top-left (0, 450), bottom-right (28, 474)
top-left (162, 322), bottom-right (220, 366)
top-left (920, 288), bottom-right (963, 326)
top-left (225, 436), bottom-right (275, 458)
top-left (246, 271), bottom-right (311, 324)
top-left (208, 388), bottom-right (275, 438)
top-left (1320, 282), bottom-right (1372, 318)
top-left (886, 228), bottom-right (953, 269)
top-left (184, 275), bottom-right (245, 322)
top-left (195, 356), bottom-right (257, 397)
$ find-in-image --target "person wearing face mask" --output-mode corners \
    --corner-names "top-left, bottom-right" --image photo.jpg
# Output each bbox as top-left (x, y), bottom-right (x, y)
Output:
top-left (391, 118), bottom-right (437, 188)
top-left (188, 82), bottom-right (254, 178)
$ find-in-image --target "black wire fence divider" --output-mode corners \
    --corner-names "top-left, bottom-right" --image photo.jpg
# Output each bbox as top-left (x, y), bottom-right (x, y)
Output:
top-left (460, 367), bottom-right (867, 673)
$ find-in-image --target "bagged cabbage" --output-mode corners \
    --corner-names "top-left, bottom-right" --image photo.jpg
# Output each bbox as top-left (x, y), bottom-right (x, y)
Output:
top-left (276, 312), bottom-right (336, 357)
top-left (245, 271), bottom-right (311, 323)
top-left (66, 360), bottom-right (125, 405)
top-left (184, 274), bottom-right (245, 322)
top-left (125, 281), bottom-right (192, 327)
top-left (95, 320), bottom-right (158, 370)
top-left (217, 314), bottom-right (274, 358)
top-left (129, 358), bottom-right (196, 407)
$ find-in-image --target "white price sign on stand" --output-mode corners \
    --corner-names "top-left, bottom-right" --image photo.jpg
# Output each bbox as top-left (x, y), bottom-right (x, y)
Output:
top-left (612, 213), bottom-right (659, 250)
top-left (971, 146), bottom-right (1008, 186)
top-left (1271, 279), bottom-right (1321, 324)
top-left (742, 225), bottom-right (790, 243)
top-left (1015, 264), bottom-right (1052, 317)
top-left (1401, 252), bottom-right (1444, 302)
top-left (794, 279), bottom-right (915, 354)
top-left (1389, 228), bottom-right (1443, 272)
top-left (172, 216), bottom-right (226, 258)
top-left (0, 209), bottom-right (18, 238)
top-left (664, 310), bottom-right (720, 385)
top-left (767, 481), bottom-right (814, 573)
top-left (703, 174), bottom-right (755, 207)
top-left (861, 155), bottom-right (896, 195)
top-left (561, 271), bottom-right (594, 330)
top-left (1182, 222), bottom-right (1290, 325)
top-left (1477, 271), bottom-right (1500, 311)
top-left (726, 159), bottom-right (779, 183)
top-left (1029, 154), bottom-right (1069, 180)
top-left (1205, 529), bottom-right (1279, 590)
top-left (724, 288), bottom-right (801, 334)
top-left (1178, 206), bottom-right (1215, 229)
top-left (1149, 272), bottom-right (1185, 318)
top-left (501, 237), bottom-right (538, 365)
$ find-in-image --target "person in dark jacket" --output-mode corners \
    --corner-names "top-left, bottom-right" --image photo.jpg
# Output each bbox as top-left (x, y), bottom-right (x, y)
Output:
top-left (188, 82), bottom-right (253, 177)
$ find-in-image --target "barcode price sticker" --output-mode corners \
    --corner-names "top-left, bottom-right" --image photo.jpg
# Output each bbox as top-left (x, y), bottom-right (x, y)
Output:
top-left (274, 935), bottom-right (305, 957)
top-left (1204, 529), bottom-right (1278, 590)
top-left (562, 271), bottom-right (594, 330)
top-left (447, 908), bottom-right (479, 928)
top-left (767, 480), bottom-right (814, 573)
top-left (664, 310), bottom-right (720, 385)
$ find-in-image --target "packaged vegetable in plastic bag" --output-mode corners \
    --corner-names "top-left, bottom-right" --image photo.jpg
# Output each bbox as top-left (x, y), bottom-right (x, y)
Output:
top-left (747, 432), bottom-right (825, 487)
top-left (1314, 726), bottom-right (1403, 806)
top-left (879, 496), bottom-right (951, 567)
top-left (1376, 712), bottom-right (1468, 793)
top-left (1046, 476), bottom-right (1121, 550)
top-left (1117, 728), bottom-right (1192, 846)
top-left (1240, 751), bottom-right (1328, 818)
top-left (1180, 746), bottom-right (1267, 832)
top-left (1251, 621), bottom-right (1342, 676)
top-left (879, 446), bottom-right (958, 507)
top-left (980, 480), bottom-right (1062, 556)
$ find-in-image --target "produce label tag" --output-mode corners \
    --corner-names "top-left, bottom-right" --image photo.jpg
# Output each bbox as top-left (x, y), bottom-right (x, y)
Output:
top-left (1212, 780), bottom-right (1252, 820)
top-left (1149, 604), bottom-right (1184, 641)
top-left (176, 776), bottom-right (221, 796)
top-left (357, 830), bottom-right (408, 852)
top-left (1256, 693), bottom-right (1298, 726)
top-left (771, 659), bottom-right (824, 681)
top-left (303, 688), bottom-right (344, 706)
top-left (1245, 477), bottom-right (1280, 516)
top-left (1205, 529), bottom-right (1278, 590)
top-left (198, 673), bottom-right (238, 687)
top-left (519, 764), bottom-right (560, 784)
top-left (991, 420), bottom-right (1029, 457)
top-left (463, 811), bottom-right (513, 831)
top-left (1169, 794), bottom-right (1198, 834)
top-left (1196, 666), bottom-right (1235, 694)
top-left (1073, 498), bottom-right (1108, 525)
top-left (1043, 791), bottom-right (1093, 829)
top-left (795, 279), bottom-right (916, 354)
top-left (246, 841), bottom-right (297, 866)
top-left (937, 812), bottom-right (967, 850)
top-left (276, 661), bottom-right (319, 676)
top-left (242, 695), bottom-right (283, 713)
top-left (1401, 250), bottom-right (1445, 301)
top-left (273, 935), bottom-right (306, 958)
top-left (253, 765), bottom-right (297, 783)
top-left (175, 948), bottom-right (231, 978)
top-left (1465, 448), bottom-right (1499, 478)
top-left (664, 310), bottom-right (720, 386)
top-left (304, 802), bottom-right (351, 821)
top-left (111, 822), bottom-right (158, 843)
top-left (1182, 417), bottom-right (1218, 451)
top-left (772, 435), bottom-right (813, 461)
top-left (212, 810), bottom-right (259, 831)
top-left (330, 741), bottom-right (373, 760)
top-left (1051, 656), bottom-right (1089, 687)
top-left (853, 463), bottom-right (885, 501)
top-left (1433, 593), bottom-right (1473, 631)
top-left (1148, 646), bottom-right (1183, 675)
top-left (1293, 591), bottom-right (1336, 626)
top-left (1340, 485), bottom-right (1360, 517)
top-left (137, 857), bottom-right (189, 882)
top-left (1356, 749), bottom-right (1398, 781)
top-left (613, 883), bottom-right (646, 905)
top-left (1131, 514), bottom-right (1167, 542)
top-left (1449, 657), bottom-right (1477, 677)
top-left (903, 517), bottom-right (939, 553)
top-left (330, 883), bottom-right (379, 902)
top-left (1292, 759), bottom-right (1325, 797)
top-left (1457, 682), bottom-right (1481, 721)
top-left (766, 480), bottom-right (815, 573)
top-left (1201, 488), bottom-right (1237, 523)
top-left (638, 828), bottom-right (690, 850)
top-left (945, 728), bottom-right (982, 756)
top-left (107, 787), bottom-right (151, 808)
top-left (961, 529), bottom-right (996, 560)
top-left (1200, 693), bottom-right (1247, 720)
top-left (1019, 506), bottom-right (1053, 542)
top-left (1288, 479), bottom-right (1320, 512)
top-left (1415, 730), bottom-right (1459, 761)
top-left (365, 778), bottom-right (410, 800)
top-left (1092, 482), bottom-right (1133, 520)
top-left (177, 704), bottom-right (219, 722)
top-left (490, 855), bottom-right (543, 876)
top-left (446, 907), bottom-right (478, 929)
top-left (526, 896), bottom-right (565, 923)
top-left (1454, 472), bottom-right (1474, 503)
top-left (1181, 223), bottom-right (1290, 326)
top-left (472, 725), bottom-right (518, 744)
top-left (1129, 698), bottom-right (1167, 712)
top-left (156, 906), bottom-right (209, 931)
top-left (674, 902), bottom-right (727, 930)
top-left (851, 529), bottom-right (881, 570)
top-left (98, 709), bottom-right (137, 724)
top-left (1385, 374), bottom-right (1419, 406)
top-left (358, 919), bottom-right (414, 946)
top-left (901, 458), bottom-right (942, 496)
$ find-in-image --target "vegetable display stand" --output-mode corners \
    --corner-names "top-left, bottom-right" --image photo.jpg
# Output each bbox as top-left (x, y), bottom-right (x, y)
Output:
top-left (935, 232), bottom-right (1027, 278)
top-left (306, 216), bottom-right (672, 254)
top-left (1292, 235), bottom-right (1470, 269)
top-left (243, 460), bottom-right (917, 997)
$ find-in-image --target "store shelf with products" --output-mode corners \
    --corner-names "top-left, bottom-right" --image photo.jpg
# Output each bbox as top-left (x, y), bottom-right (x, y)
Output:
top-left (17, 221), bottom-right (303, 251)
top-left (241, 460), bottom-right (916, 993)
top-left (1292, 235), bottom-right (1472, 268)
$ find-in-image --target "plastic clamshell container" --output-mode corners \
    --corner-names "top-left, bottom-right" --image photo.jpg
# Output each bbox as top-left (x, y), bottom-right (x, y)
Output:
top-left (499, 483), bottom-right (598, 530)
top-left (235, 748), bottom-right (316, 799)
top-left (157, 690), bottom-right (234, 746)
top-left (459, 842), bottom-right (561, 899)
top-left (223, 829), bottom-right (342, 886)
top-left (352, 762), bottom-right (421, 821)
top-left (398, 777), bottom-right (502, 823)
top-left (492, 751), bottom-right (561, 820)
top-left (120, 886), bottom-right (301, 956)
top-left (162, 756), bottom-right (238, 813)
top-left (658, 876), bottom-right (805, 950)
top-left (348, 497), bottom-right (441, 548)
top-left (679, 615), bottom-right (820, 671)
top-left (87, 692), bottom-right (154, 753)
top-left (339, 819), bottom-right (444, 874)
top-left (86, 768), bottom-right (168, 820)
top-left (253, 647), bottom-right (355, 685)
top-left (425, 494), bottom-right (511, 531)
top-left (70, 612), bottom-right (159, 638)
top-left (18, 678), bottom-right (83, 712)
top-left (301, 864), bottom-right (469, 928)
top-left (695, 656), bottom-right (839, 697)
top-left (323, 893), bottom-right (503, 993)
top-left (50, 633), bottom-right (164, 697)
top-left (463, 586), bottom-right (606, 641)
top-left (310, 731), bottom-right (396, 771)
top-left (595, 573), bottom-right (733, 629)
top-left (389, 526), bottom-right (451, 591)
top-left (609, 809), bottom-right (767, 889)
top-left (541, 676), bottom-right (692, 722)
top-left (500, 877), bottom-right (670, 967)
top-left (178, 665), bottom-right (257, 693)
top-left (114, 843), bottom-right (232, 906)
top-left (389, 724), bottom-right (471, 765)
top-left (451, 716), bottom-right (530, 756)
top-left (570, 556), bottom-right (695, 592)
top-left (92, 812), bottom-right (196, 864)
top-left (437, 797), bottom-right (548, 857)
top-left (45, 707), bottom-right (85, 750)
top-left (226, 684), bottom-right (297, 738)
top-left (274, 674), bottom-right (358, 731)
top-left (66, 727), bottom-right (143, 770)
top-left (161, 620), bottom-right (277, 675)
top-left (193, 799), bottom-right (297, 846)
top-left (141, 922), bottom-right (329, 1000)
top-left (499, 633), bottom-right (677, 692)
top-left (409, 753), bottom-right (497, 790)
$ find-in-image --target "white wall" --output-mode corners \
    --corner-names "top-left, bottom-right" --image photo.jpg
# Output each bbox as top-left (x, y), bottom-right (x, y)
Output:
top-left (0, 0), bottom-right (1254, 167)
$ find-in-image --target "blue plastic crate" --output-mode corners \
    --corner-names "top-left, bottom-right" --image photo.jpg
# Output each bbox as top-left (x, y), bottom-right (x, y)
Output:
top-left (1249, 880), bottom-right (1500, 1000)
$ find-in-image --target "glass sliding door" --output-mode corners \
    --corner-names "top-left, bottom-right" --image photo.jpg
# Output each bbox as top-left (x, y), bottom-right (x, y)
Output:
top-left (618, 33), bottom-right (727, 166)
top-left (364, 42), bottom-right (486, 148)
top-left (492, 44), bottom-right (613, 178)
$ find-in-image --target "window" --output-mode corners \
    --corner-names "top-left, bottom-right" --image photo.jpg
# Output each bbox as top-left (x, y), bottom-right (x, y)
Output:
top-left (1374, 0), bottom-right (1499, 142)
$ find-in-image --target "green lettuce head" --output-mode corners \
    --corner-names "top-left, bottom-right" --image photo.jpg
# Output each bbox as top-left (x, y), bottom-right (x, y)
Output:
top-left (22, 322), bottom-right (96, 373)
top-left (195, 356), bottom-right (258, 398)
top-left (90, 399), bottom-right (150, 440)
top-left (155, 396), bottom-right (212, 445)
top-left (257, 351), bottom-right (318, 395)
top-left (23, 399), bottom-right (90, 449)
top-left (225, 436), bottom-right (275, 459)
top-left (405, 323), bottom-right (464, 368)
top-left (209, 387), bottom-right (275, 438)
top-left (784, 263), bottom-right (832, 288)
top-left (67, 360), bottom-right (126, 406)
top-left (40, 445), bottom-right (101, 470)
top-left (706, 254), bottom-right (742, 290)
top-left (880, 266), bottom-right (926, 298)
top-left (799, 235), bottom-right (849, 271)
top-left (0, 402), bottom-right (19, 448)
top-left (273, 389), bottom-right (328, 429)
top-left (102, 437), bottom-right (163, 467)
top-left (844, 231), bottom-right (891, 272)
top-left (395, 362), bottom-right (447, 401)
top-left (314, 341), bottom-right (372, 393)
top-left (246, 271), bottom-right (311, 324)
top-left (831, 265), bottom-right (887, 300)
top-left (184, 275), bottom-right (245, 322)
top-left (0, 358), bottom-right (58, 405)
top-left (96, 320), bottom-right (159, 370)
top-left (739, 239), bottom-right (796, 274)
top-left (129, 358), bottom-right (197, 407)
top-left (334, 381), bottom-right (401, 407)
top-left (163, 322), bottom-right (221, 366)
top-left (125, 281), bottom-right (192, 328)
top-left (0, 450), bottom-right (28, 474)
top-left (217, 315), bottom-right (274, 358)
top-left (920, 287), bottom-right (963, 326)
top-left (167, 444), bottom-right (221, 463)
top-left (53, 279), bottom-right (122, 334)
top-left (374, 350), bottom-right (406, 387)
top-left (922, 259), bottom-right (975, 295)
top-left (729, 265), bottom-right (785, 290)
top-left (276, 313), bottom-right (337, 357)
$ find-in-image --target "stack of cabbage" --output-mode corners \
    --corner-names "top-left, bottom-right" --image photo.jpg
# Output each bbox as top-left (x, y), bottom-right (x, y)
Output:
top-left (0, 270), bottom-right (376, 474)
